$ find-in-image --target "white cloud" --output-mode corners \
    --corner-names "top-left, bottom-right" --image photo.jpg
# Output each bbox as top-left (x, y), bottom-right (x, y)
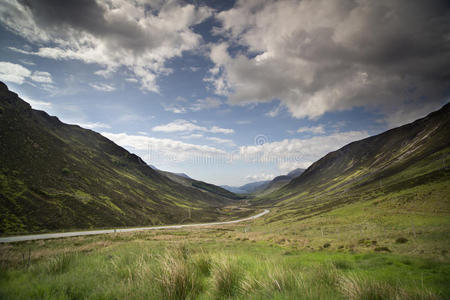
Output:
top-left (208, 0), bottom-right (450, 122)
top-left (245, 173), bottom-right (274, 182)
top-left (206, 136), bottom-right (235, 147)
top-left (265, 105), bottom-right (282, 117)
top-left (190, 97), bottom-right (222, 111)
top-left (238, 131), bottom-right (369, 170)
top-left (278, 161), bottom-right (312, 174)
top-left (30, 71), bottom-right (52, 83)
top-left (77, 122), bottom-right (111, 129)
top-left (1, 0), bottom-right (213, 92)
top-left (164, 97), bottom-right (223, 114)
top-left (163, 104), bottom-right (187, 114)
top-left (209, 126), bottom-right (234, 134)
top-left (297, 125), bottom-right (325, 134)
top-left (0, 61), bottom-right (54, 87)
top-left (19, 59), bottom-right (35, 66)
top-left (0, 61), bottom-right (31, 84)
top-left (152, 119), bottom-right (234, 134)
top-left (101, 132), bottom-right (225, 163)
top-left (90, 83), bottom-right (116, 92)
top-left (125, 78), bottom-right (138, 83)
top-left (181, 133), bottom-right (204, 139)
top-left (21, 95), bottom-right (52, 110)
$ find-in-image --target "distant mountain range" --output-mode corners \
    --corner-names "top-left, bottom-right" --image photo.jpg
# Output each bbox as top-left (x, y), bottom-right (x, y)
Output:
top-left (0, 82), bottom-right (238, 234)
top-left (222, 168), bottom-right (305, 195)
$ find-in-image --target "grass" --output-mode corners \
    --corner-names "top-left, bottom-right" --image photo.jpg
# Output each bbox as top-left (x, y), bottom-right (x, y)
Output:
top-left (0, 229), bottom-right (449, 299)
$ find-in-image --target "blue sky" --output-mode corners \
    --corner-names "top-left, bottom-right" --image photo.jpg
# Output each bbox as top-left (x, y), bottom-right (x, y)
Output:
top-left (0, 0), bottom-right (449, 186)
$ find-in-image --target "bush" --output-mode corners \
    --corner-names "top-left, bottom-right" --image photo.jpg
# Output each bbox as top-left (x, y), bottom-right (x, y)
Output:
top-left (61, 167), bottom-right (70, 175)
top-left (395, 237), bottom-right (408, 244)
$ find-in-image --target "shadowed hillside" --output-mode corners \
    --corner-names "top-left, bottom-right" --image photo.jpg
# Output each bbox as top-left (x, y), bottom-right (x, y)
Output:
top-left (0, 83), bottom-right (239, 234)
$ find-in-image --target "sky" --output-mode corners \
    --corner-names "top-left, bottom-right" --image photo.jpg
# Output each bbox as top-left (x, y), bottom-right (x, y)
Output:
top-left (0, 0), bottom-right (449, 186)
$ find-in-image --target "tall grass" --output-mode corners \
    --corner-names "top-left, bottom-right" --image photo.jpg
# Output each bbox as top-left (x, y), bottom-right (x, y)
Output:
top-left (338, 273), bottom-right (438, 300)
top-left (0, 240), bottom-right (447, 299)
top-left (212, 256), bottom-right (243, 298)
top-left (155, 245), bottom-right (201, 300)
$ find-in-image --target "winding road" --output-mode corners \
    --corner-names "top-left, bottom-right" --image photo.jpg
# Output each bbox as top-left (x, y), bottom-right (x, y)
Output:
top-left (0, 209), bottom-right (270, 243)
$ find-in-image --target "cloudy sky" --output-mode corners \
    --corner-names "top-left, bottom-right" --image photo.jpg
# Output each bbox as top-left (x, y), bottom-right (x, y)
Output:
top-left (0, 0), bottom-right (449, 186)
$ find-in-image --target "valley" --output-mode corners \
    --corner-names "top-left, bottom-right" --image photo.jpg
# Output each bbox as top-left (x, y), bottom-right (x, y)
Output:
top-left (0, 83), bottom-right (449, 299)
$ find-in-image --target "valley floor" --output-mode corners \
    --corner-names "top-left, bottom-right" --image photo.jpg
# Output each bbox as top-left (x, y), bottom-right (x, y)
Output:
top-left (0, 217), bottom-right (449, 299)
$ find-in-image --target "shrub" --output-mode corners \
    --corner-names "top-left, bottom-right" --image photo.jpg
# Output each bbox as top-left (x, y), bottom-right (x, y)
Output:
top-left (61, 167), bottom-right (70, 175)
top-left (374, 247), bottom-right (391, 252)
top-left (395, 237), bottom-right (408, 244)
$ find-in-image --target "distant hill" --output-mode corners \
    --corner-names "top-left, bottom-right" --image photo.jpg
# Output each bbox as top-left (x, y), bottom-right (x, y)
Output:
top-left (257, 102), bottom-right (450, 222)
top-left (221, 168), bottom-right (305, 195)
top-left (0, 82), bottom-right (237, 234)
top-left (221, 181), bottom-right (270, 194)
top-left (158, 170), bottom-right (242, 200)
top-left (255, 168), bottom-right (305, 195)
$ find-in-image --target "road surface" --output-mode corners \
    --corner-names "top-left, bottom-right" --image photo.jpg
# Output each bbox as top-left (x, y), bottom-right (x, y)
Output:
top-left (0, 209), bottom-right (270, 243)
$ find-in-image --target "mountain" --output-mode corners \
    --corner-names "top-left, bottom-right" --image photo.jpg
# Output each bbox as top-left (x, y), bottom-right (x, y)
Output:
top-left (221, 180), bottom-right (270, 194)
top-left (157, 170), bottom-right (242, 200)
top-left (220, 185), bottom-right (248, 194)
top-left (221, 168), bottom-right (305, 195)
top-left (257, 103), bottom-right (450, 222)
top-left (0, 82), bottom-right (238, 234)
top-left (174, 173), bottom-right (191, 179)
top-left (255, 168), bottom-right (305, 195)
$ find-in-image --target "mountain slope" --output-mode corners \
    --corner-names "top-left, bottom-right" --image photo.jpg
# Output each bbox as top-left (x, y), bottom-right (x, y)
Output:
top-left (255, 103), bottom-right (450, 222)
top-left (254, 168), bottom-right (305, 195)
top-left (0, 83), bottom-right (237, 234)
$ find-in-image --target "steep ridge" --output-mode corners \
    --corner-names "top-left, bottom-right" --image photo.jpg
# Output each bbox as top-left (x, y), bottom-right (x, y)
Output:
top-left (257, 103), bottom-right (450, 221)
top-left (0, 83), bottom-right (237, 234)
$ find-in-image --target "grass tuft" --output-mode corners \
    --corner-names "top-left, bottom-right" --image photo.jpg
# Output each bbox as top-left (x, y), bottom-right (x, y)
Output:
top-left (338, 273), bottom-right (438, 300)
top-left (156, 246), bottom-right (200, 300)
top-left (212, 256), bottom-right (243, 298)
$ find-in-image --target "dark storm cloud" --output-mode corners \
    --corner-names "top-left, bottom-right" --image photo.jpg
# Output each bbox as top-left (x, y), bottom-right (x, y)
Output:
top-left (0, 0), bottom-right (212, 91)
top-left (19, 0), bottom-right (106, 33)
top-left (209, 0), bottom-right (450, 125)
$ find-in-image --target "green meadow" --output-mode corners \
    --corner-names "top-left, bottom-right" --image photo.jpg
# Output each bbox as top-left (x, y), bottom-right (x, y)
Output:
top-left (1, 216), bottom-right (449, 300)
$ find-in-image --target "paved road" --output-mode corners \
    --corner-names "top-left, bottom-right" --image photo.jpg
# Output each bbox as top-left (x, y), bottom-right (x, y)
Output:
top-left (0, 209), bottom-right (270, 243)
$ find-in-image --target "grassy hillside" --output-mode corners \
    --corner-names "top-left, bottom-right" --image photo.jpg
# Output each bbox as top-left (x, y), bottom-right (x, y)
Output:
top-left (254, 168), bottom-right (305, 196)
top-left (0, 82), bottom-right (238, 235)
top-left (254, 103), bottom-right (450, 218)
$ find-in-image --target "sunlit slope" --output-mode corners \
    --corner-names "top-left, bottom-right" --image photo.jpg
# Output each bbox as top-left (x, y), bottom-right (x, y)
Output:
top-left (256, 103), bottom-right (450, 222)
top-left (0, 82), bottom-right (236, 234)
